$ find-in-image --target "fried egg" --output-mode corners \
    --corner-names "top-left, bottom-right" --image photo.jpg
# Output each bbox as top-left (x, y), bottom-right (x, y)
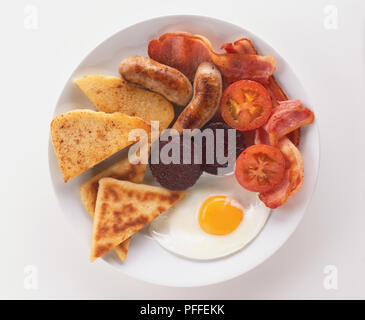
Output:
top-left (149, 173), bottom-right (271, 260)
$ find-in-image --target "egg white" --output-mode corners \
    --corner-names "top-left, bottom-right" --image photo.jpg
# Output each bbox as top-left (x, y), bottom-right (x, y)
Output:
top-left (149, 173), bottom-right (271, 260)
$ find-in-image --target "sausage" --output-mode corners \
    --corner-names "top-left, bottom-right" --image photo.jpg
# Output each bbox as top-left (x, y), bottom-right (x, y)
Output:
top-left (172, 62), bottom-right (222, 134)
top-left (119, 56), bottom-right (192, 106)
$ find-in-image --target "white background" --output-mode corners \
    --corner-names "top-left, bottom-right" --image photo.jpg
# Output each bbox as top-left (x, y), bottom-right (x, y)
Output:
top-left (1, 0), bottom-right (364, 299)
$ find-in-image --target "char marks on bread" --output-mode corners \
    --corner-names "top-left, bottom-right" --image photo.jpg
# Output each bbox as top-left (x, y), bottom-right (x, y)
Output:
top-left (90, 178), bottom-right (186, 261)
top-left (80, 157), bottom-right (147, 262)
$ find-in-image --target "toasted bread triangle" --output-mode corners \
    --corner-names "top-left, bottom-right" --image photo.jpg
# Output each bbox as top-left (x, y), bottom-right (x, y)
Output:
top-left (51, 110), bottom-right (150, 182)
top-left (75, 75), bottom-right (174, 132)
top-left (90, 178), bottom-right (186, 261)
top-left (113, 238), bottom-right (130, 262)
top-left (80, 158), bottom-right (146, 262)
top-left (80, 159), bottom-right (147, 216)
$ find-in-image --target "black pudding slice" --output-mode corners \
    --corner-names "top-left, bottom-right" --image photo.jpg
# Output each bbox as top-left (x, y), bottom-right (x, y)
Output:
top-left (201, 122), bottom-right (246, 175)
top-left (149, 137), bottom-right (203, 191)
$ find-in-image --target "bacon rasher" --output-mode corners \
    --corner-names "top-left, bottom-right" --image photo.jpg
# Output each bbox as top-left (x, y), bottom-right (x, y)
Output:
top-left (221, 38), bottom-right (255, 54)
top-left (258, 137), bottom-right (304, 208)
top-left (254, 127), bottom-right (271, 145)
top-left (254, 123), bottom-right (306, 208)
top-left (221, 37), bottom-right (301, 146)
top-left (221, 38), bottom-right (287, 107)
top-left (221, 38), bottom-right (313, 208)
top-left (254, 113), bottom-right (307, 208)
top-left (148, 32), bottom-right (276, 85)
top-left (266, 100), bottom-right (314, 146)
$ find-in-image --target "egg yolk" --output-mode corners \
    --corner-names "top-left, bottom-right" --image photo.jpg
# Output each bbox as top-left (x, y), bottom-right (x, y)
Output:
top-left (198, 196), bottom-right (243, 235)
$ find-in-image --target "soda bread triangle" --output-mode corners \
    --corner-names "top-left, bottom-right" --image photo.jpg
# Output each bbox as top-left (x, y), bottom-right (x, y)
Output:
top-left (90, 178), bottom-right (186, 261)
top-left (50, 110), bottom-right (150, 182)
top-left (75, 75), bottom-right (175, 132)
top-left (113, 238), bottom-right (130, 262)
top-left (80, 158), bottom-right (146, 262)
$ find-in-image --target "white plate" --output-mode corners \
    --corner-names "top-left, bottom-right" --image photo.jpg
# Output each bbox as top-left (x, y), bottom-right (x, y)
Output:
top-left (48, 15), bottom-right (319, 287)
